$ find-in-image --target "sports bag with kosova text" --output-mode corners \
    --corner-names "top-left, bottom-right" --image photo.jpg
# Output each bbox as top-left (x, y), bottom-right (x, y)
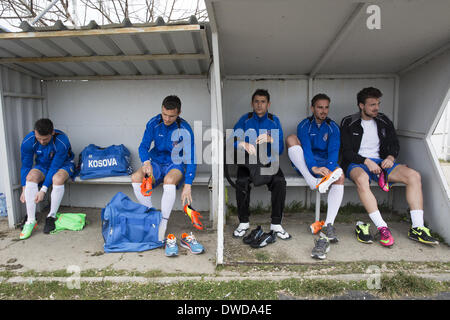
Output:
top-left (78, 144), bottom-right (133, 180)
top-left (101, 192), bottom-right (163, 253)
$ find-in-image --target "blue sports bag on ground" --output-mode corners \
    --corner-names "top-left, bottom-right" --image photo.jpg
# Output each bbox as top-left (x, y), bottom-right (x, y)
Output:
top-left (101, 192), bottom-right (163, 253)
top-left (78, 144), bottom-right (133, 180)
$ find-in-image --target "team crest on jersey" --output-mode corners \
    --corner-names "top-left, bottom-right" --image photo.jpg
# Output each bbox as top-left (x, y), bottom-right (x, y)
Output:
top-left (323, 133), bottom-right (328, 142)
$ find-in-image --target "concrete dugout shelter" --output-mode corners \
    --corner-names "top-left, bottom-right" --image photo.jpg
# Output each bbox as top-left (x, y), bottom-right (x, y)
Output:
top-left (1, 0), bottom-right (449, 265)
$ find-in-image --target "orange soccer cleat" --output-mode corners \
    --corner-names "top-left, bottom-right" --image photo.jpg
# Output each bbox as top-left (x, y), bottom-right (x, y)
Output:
top-left (140, 174), bottom-right (153, 197)
top-left (183, 205), bottom-right (204, 230)
top-left (310, 220), bottom-right (325, 234)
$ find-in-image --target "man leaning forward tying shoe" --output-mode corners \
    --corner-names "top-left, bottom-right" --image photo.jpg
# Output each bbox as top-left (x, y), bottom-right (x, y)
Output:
top-left (230, 89), bottom-right (291, 242)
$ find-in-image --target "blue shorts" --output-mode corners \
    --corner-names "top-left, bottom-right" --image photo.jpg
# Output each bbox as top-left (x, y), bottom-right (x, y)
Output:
top-left (33, 160), bottom-right (76, 179)
top-left (292, 159), bottom-right (340, 178)
top-left (151, 161), bottom-right (185, 188)
top-left (346, 158), bottom-right (399, 183)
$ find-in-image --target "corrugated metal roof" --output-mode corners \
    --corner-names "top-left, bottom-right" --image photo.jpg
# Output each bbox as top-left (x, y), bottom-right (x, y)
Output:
top-left (0, 17), bottom-right (211, 80)
top-left (207, 0), bottom-right (450, 76)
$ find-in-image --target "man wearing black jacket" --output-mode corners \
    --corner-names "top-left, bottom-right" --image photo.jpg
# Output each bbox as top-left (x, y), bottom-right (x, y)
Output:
top-left (340, 87), bottom-right (438, 247)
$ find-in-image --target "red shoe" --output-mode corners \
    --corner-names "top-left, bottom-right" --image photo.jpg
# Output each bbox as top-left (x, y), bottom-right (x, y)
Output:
top-left (378, 226), bottom-right (394, 247)
top-left (140, 174), bottom-right (153, 197)
top-left (378, 169), bottom-right (390, 192)
top-left (183, 205), bottom-right (204, 230)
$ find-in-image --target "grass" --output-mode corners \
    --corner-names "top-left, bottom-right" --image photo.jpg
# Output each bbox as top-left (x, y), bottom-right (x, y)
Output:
top-left (0, 273), bottom-right (448, 300)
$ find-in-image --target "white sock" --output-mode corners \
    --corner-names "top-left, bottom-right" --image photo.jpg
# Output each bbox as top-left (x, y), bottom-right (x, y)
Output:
top-left (48, 185), bottom-right (64, 218)
top-left (325, 184), bottom-right (344, 225)
top-left (288, 145), bottom-right (318, 189)
top-left (24, 181), bottom-right (38, 223)
top-left (237, 222), bottom-right (250, 230)
top-left (368, 210), bottom-right (388, 228)
top-left (132, 183), bottom-right (153, 208)
top-left (158, 184), bottom-right (176, 241)
top-left (270, 224), bottom-right (284, 232)
top-left (410, 210), bottom-right (424, 228)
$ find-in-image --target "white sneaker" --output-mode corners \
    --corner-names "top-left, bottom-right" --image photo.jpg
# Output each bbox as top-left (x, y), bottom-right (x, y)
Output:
top-left (233, 222), bottom-right (249, 237)
top-left (316, 168), bottom-right (343, 193)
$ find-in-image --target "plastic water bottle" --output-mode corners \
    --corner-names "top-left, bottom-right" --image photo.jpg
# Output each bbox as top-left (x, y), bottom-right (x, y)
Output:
top-left (0, 193), bottom-right (7, 217)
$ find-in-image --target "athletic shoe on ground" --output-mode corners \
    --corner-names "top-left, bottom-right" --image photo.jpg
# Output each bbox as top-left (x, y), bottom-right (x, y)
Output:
top-left (165, 234), bottom-right (179, 257)
top-left (180, 232), bottom-right (205, 254)
top-left (320, 223), bottom-right (338, 243)
top-left (311, 237), bottom-right (330, 260)
top-left (377, 226), bottom-right (394, 247)
top-left (250, 230), bottom-right (276, 248)
top-left (270, 224), bottom-right (292, 240)
top-left (243, 225), bottom-right (264, 245)
top-left (233, 222), bottom-right (249, 237)
top-left (43, 216), bottom-right (56, 234)
top-left (408, 227), bottom-right (439, 245)
top-left (377, 169), bottom-right (390, 192)
top-left (355, 221), bottom-right (373, 244)
top-left (19, 221), bottom-right (37, 240)
top-left (316, 168), bottom-right (343, 193)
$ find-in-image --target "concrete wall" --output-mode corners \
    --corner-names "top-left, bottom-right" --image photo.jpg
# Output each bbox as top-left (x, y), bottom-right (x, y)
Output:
top-left (46, 79), bottom-right (212, 210)
top-left (222, 77), bottom-right (400, 212)
top-left (399, 49), bottom-right (450, 243)
top-left (44, 76), bottom-right (418, 221)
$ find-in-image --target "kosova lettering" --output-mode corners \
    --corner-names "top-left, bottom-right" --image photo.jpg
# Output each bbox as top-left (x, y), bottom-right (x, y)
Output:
top-left (88, 158), bottom-right (118, 168)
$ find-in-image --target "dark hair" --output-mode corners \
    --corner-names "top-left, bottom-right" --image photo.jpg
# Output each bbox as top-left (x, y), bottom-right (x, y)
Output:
top-left (357, 87), bottom-right (383, 105)
top-left (162, 95), bottom-right (181, 112)
top-left (311, 93), bottom-right (330, 107)
top-left (252, 89), bottom-right (270, 102)
top-left (34, 118), bottom-right (54, 136)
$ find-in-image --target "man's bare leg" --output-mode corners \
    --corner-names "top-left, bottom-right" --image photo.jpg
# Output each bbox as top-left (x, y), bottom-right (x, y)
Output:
top-left (388, 165), bottom-right (424, 228)
top-left (350, 167), bottom-right (387, 228)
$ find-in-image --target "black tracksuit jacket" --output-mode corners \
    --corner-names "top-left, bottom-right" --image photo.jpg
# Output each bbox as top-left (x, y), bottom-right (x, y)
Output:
top-left (339, 112), bottom-right (400, 175)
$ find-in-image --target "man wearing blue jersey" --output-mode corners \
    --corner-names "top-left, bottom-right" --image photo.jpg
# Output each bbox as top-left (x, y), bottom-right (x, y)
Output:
top-left (131, 95), bottom-right (204, 256)
top-left (19, 118), bottom-right (75, 239)
top-left (231, 89), bottom-right (291, 246)
top-left (286, 94), bottom-right (344, 259)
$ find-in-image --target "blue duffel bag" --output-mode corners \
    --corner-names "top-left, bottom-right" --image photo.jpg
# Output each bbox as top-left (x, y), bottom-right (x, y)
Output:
top-left (101, 192), bottom-right (163, 253)
top-left (78, 144), bottom-right (133, 180)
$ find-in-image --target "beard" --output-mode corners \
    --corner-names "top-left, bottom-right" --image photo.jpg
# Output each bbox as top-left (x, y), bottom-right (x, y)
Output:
top-left (362, 109), bottom-right (377, 119)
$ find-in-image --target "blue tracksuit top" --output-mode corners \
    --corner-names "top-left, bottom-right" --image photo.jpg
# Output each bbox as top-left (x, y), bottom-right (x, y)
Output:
top-left (138, 114), bottom-right (196, 185)
top-left (20, 129), bottom-right (74, 188)
top-left (297, 116), bottom-right (340, 172)
top-left (232, 111), bottom-right (284, 161)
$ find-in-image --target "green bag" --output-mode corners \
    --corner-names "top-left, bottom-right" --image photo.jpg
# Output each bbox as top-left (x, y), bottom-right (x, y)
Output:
top-left (50, 213), bottom-right (87, 234)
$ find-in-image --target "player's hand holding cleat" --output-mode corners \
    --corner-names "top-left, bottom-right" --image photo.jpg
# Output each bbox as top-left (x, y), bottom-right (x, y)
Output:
top-left (141, 174), bottom-right (153, 197)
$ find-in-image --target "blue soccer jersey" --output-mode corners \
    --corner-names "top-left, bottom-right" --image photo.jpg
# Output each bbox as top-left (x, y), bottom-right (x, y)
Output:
top-left (138, 114), bottom-right (197, 185)
top-left (20, 130), bottom-right (75, 188)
